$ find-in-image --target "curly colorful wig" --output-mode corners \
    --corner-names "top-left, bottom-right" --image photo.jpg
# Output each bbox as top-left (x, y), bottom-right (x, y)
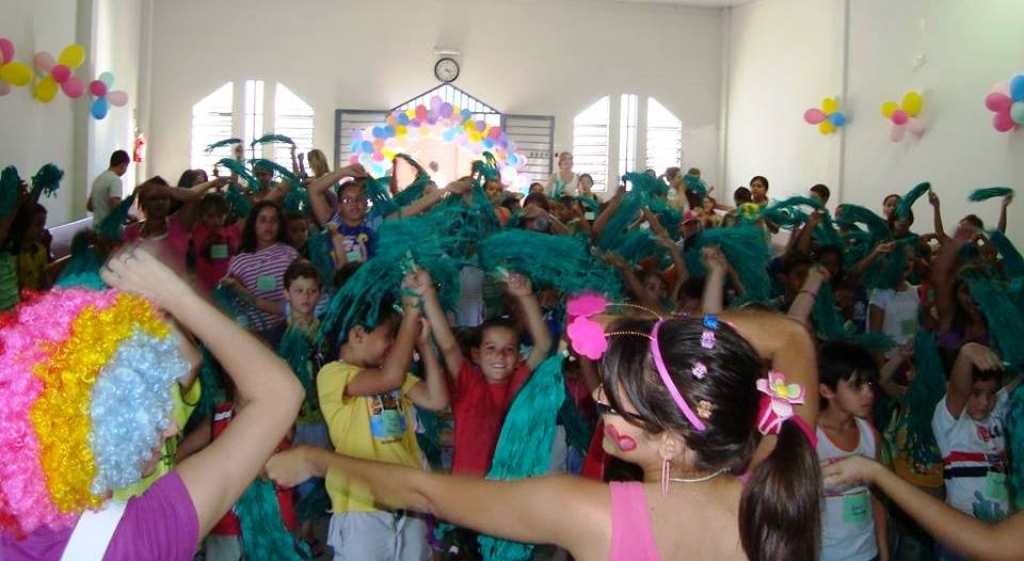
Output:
top-left (0, 288), bottom-right (188, 537)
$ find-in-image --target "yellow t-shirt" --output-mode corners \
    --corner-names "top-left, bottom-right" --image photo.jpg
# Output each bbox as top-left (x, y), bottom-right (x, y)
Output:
top-left (17, 243), bottom-right (49, 291)
top-left (318, 361), bottom-right (422, 513)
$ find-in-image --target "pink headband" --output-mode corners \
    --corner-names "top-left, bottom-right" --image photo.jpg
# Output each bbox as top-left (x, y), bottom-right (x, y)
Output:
top-left (650, 320), bottom-right (707, 432)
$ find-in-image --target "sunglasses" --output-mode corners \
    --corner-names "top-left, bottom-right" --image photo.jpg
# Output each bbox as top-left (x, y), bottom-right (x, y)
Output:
top-left (594, 400), bottom-right (647, 424)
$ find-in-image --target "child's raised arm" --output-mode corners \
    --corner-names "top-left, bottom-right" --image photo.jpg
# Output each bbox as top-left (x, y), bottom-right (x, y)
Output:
top-left (505, 272), bottom-right (552, 370)
top-left (944, 342), bottom-right (1003, 419)
top-left (409, 267), bottom-right (464, 379)
top-left (407, 318), bottom-right (450, 411)
top-left (343, 274), bottom-right (423, 397)
top-left (101, 248), bottom-right (303, 537)
top-left (307, 165), bottom-right (367, 227)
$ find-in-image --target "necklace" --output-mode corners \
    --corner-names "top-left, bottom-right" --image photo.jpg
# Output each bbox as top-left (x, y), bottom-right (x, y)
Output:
top-left (668, 468), bottom-right (729, 484)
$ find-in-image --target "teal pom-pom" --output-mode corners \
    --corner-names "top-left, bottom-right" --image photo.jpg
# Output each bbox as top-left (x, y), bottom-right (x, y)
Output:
top-left (30, 163), bottom-right (63, 201)
top-left (683, 174), bottom-right (707, 200)
top-left (895, 182), bottom-right (931, 220)
top-left (683, 226), bottom-right (773, 304)
top-left (967, 187), bottom-right (1013, 202)
top-left (0, 165), bottom-right (21, 219)
top-left (964, 272), bottom-right (1024, 369)
top-left (250, 133), bottom-right (295, 147)
top-left (54, 232), bottom-right (107, 290)
top-left (236, 478), bottom-right (309, 561)
top-left (989, 230), bottom-right (1024, 280)
top-left (96, 194), bottom-right (136, 242)
top-left (223, 182), bottom-right (253, 219)
top-left (217, 158), bottom-right (261, 192)
top-left (903, 331), bottom-right (946, 465)
top-left (205, 137), bottom-right (242, 153)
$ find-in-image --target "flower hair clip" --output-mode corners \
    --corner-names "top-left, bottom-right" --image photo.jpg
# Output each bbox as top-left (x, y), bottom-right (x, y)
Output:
top-left (691, 361), bottom-right (708, 379)
top-left (755, 371), bottom-right (806, 436)
top-left (701, 314), bottom-right (719, 349)
top-left (565, 293), bottom-right (660, 360)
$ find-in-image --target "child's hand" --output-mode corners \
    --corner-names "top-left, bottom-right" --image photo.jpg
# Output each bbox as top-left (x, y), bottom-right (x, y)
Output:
top-left (1003, 193), bottom-right (1014, 208)
top-left (807, 264), bottom-right (830, 285)
top-left (961, 342), bottom-right (1003, 371)
top-left (416, 317), bottom-right (432, 346)
top-left (101, 247), bottom-right (189, 310)
top-left (898, 338), bottom-right (915, 360)
top-left (400, 272), bottom-right (422, 309)
top-left (821, 456), bottom-right (875, 489)
top-left (219, 276), bottom-right (240, 290)
top-left (406, 267), bottom-right (436, 298)
top-left (928, 191), bottom-right (940, 207)
top-left (701, 246), bottom-right (728, 272)
top-left (265, 447), bottom-right (316, 488)
top-left (503, 272), bottom-right (534, 297)
top-left (872, 241), bottom-right (896, 255)
top-left (339, 164), bottom-right (368, 178)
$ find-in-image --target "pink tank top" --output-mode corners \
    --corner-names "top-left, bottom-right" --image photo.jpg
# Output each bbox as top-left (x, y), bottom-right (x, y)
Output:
top-left (609, 482), bottom-right (660, 561)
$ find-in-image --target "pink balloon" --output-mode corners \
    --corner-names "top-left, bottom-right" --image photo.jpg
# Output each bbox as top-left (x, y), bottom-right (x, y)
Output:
top-left (0, 38), bottom-right (13, 65)
top-left (985, 92), bottom-right (1012, 113)
top-left (89, 79), bottom-right (107, 97)
top-left (107, 90), bottom-right (128, 107)
top-left (994, 111), bottom-right (1015, 132)
top-left (61, 76), bottom-right (85, 98)
top-left (890, 125), bottom-right (906, 142)
top-left (51, 64), bottom-right (71, 83)
top-left (33, 51), bottom-right (54, 72)
top-left (992, 82), bottom-right (1011, 96)
top-left (891, 109), bottom-right (908, 125)
top-left (907, 119), bottom-right (925, 136)
top-left (803, 108), bottom-right (827, 124)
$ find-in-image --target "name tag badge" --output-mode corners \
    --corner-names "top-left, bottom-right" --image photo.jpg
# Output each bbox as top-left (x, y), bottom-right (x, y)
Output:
top-left (256, 275), bottom-right (276, 292)
top-left (842, 492), bottom-right (870, 524)
top-left (210, 244), bottom-right (229, 260)
top-left (346, 249), bottom-right (364, 263)
top-left (901, 318), bottom-right (917, 337)
top-left (986, 471), bottom-right (1009, 502)
top-left (584, 211), bottom-right (596, 221)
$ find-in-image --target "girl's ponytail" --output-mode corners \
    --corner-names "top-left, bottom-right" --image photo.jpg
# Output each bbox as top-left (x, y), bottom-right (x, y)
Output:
top-left (739, 421), bottom-right (822, 561)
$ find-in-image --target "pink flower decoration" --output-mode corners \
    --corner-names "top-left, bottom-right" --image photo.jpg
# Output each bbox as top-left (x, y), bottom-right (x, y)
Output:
top-left (691, 362), bottom-right (708, 379)
top-left (567, 315), bottom-right (608, 360)
top-left (700, 329), bottom-right (716, 349)
top-left (755, 370), bottom-right (806, 435)
top-left (567, 293), bottom-right (608, 318)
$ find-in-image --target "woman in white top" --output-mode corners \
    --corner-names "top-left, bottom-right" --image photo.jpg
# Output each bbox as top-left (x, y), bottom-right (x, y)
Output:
top-left (546, 152), bottom-right (578, 198)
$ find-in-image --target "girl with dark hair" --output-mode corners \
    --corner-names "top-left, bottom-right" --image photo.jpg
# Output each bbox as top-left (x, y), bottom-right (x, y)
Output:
top-left (267, 311), bottom-right (821, 561)
top-left (223, 200), bottom-right (299, 331)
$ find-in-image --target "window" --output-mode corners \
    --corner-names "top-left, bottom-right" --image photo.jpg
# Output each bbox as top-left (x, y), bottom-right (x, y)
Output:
top-left (190, 82), bottom-right (234, 173)
top-left (273, 83), bottom-right (314, 169)
top-left (242, 79), bottom-right (265, 160)
top-left (645, 97), bottom-right (683, 176)
top-left (572, 96), bottom-right (610, 192)
top-left (618, 94), bottom-right (639, 179)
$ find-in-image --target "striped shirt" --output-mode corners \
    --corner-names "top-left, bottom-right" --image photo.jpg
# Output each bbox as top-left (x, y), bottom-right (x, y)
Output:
top-left (227, 242), bottom-right (299, 331)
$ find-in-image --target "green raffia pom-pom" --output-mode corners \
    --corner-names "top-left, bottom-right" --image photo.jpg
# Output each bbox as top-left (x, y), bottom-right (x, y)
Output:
top-left (989, 230), bottom-right (1024, 280)
top-left (236, 478), bottom-right (309, 561)
top-left (392, 173), bottom-right (430, 208)
top-left (477, 229), bottom-right (622, 297)
top-left (558, 390), bottom-right (593, 454)
top-left (835, 204), bottom-right (891, 244)
top-left (249, 158), bottom-right (299, 183)
top-left (305, 230), bottom-right (336, 287)
top-left (964, 273), bottom-right (1024, 369)
top-left (762, 194), bottom-right (822, 230)
top-left (812, 283), bottom-right (847, 340)
top-left (478, 354), bottom-right (567, 561)
top-left (683, 174), bottom-right (707, 200)
top-left (277, 327), bottom-right (318, 418)
top-left (363, 175), bottom-right (400, 217)
top-left (96, 194), bottom-right (136, 242)
top-left (613, 229), bottom-right (665, 265)
top-left (0, 165), bottom-right (21, 219)
top-left (647, 197), bottom-right (683, 237)
top-left (596, 172), bottom-right (666, 251)
top-left (30, 163), bottom-right (63, 201)
top-left (683, 225), bottom-right (773, 303)
top-left (968, 187), bottom-right (1013, 202)
top-left (224, 183), bottom-right (253, 218)
top-left (204, 137), bottom-right (242, 153)
top-left (895, 182), bottom-right (931, 220)
top-left (184, 345), bottom-right (225, 434)
top-left (1008, 385), bottom-right (1024, 506)
top-left (55, 232), bottom-right (106, 290)
top-left (250, 133), bottom-right (295, 147)
top-left (904, 331), bottom-right (945, 466)
top-left (296, 482), bottom-right (330, 523)
top-left (217, 158), bottom-right (260, 192)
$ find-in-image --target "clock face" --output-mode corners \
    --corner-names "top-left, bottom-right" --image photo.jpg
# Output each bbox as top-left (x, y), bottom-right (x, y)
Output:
top-left (434, 58), bottom-right (460, 83)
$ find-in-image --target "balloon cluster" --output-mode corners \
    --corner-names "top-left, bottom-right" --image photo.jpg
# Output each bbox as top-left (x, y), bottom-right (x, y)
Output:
top-left (88, 72), bottom-right (129, 120)
top-left (349, 95), bottom-right (530, 190)
top-left (33, 44), bottom-right (87, 102)
top-left (0, 38), bottom-right (32, 96)
top-left (984, 74), bottom-right (1024, 133)
top-left (803, 97), bottom-right (847, 134)
top-left (881, 91), bottom-right (925, 142)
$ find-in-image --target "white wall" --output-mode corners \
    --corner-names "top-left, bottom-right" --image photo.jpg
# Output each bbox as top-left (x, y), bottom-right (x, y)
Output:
top-left (145, 0), bottom-right (724, 189)
top-left (0, 0), bottom-right (143, 226)
top-left (726, 0), bottom-right (1024, 244)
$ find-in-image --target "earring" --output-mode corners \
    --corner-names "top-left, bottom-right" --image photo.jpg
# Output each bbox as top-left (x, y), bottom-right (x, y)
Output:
top-left (661, 458), bottom-right (670, 498)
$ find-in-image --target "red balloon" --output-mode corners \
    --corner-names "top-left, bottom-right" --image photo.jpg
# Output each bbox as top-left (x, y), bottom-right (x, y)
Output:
top-left (891, 109), bottom-right (908, 125)
top-left (51, 64), bottom-right (71, 84)
top-left (89, 79), bottom-right (108, 97)
top-left (349, 155), bottom-right (360, 164)
top-left (488, 126), bottom-right (503, 140)
top-left (985, 92), bottom-right (1012, 113)
top-left (415, 105), bottom-right (428, 121)
top-left (803, 108), bottom-right (827, 124)
top-left (994, 111), bottom-right (1015, 133)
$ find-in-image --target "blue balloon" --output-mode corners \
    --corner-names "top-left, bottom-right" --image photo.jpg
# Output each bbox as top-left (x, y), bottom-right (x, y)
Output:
top-left (443, 130), bottom-right (455, 142)
top-left (1011, 74), bottom-right (1024, 102)
top-left (828, 112), bottom-right (847, 127)
top-left (372, 127), bottom-right (384, 139)
top-left (91, 97), bottom-right (109, 120)
top-left (397, 113), bottom-right (409, 125)
top-left (461, 109), bottom-right (472, 121)
top-left (483, 138), bottom-right (494, 149)
top-left (350, 140), bottom-right (361, 152)
top-left (361, 140), bottom-right (373, 152)
top-left (383, 125), bottom-right (395, 138)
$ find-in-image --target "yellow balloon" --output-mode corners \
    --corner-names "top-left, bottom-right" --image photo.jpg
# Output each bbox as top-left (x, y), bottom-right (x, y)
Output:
top-left (57, 44), bottom-right (86, 68)
top-left (405, 109), bottom-right (416, 118)
top-left (383, 149), bottom-right (396, 160)
top-left (469, 132), bottom-right (481, 143)
top-left (396, 125), bottom-right (407, 136)
top-left (902, 91), bottom-right (923, 116)
top-left (34, 76), bottom-right (58, 102)
top-left (819, 121), bottom-right (836, 135)
top-left (881, 101), bottom-right (898, 118)
top-left (822, 97), bottom-right (838, 114)
top-left (0, 62), bottom-right (32, 86)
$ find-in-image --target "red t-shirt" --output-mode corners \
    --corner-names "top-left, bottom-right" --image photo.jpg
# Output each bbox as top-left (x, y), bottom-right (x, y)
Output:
top-left (209, 403), bottom-right (296, 535)
top-left (192, 222), bottom-right (241, 293)
top-left (451, 361), bottom-right (531, 477)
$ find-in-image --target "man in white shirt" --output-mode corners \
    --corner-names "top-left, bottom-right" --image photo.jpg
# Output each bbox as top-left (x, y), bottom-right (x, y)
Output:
top-left (88, 150), bottom-right (130, 227)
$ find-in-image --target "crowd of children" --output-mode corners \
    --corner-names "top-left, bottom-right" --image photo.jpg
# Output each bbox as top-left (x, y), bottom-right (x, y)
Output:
top-left (0, 142), bottom-right (1022, 561)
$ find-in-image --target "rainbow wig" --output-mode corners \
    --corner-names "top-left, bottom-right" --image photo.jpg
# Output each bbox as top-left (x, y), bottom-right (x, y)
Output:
top-left (0, 288), bottom-right (189, 537)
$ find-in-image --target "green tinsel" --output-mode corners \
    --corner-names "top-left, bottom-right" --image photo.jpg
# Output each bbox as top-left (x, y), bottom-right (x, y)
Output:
top-left (54, 233), bottom-right (106, 290)
top-left (762, 195), bottom-right (822, 232)
top-left (964, 273), bottom-right (1024, 369)
top-left (647, 197), bottom-right (683, 237)
top-left (277, 327), bottom-right (317, 409)
top-left (861, 239), bottom-right (912, 291)
top-left (1008, 385), bottom-right (1024, 506)
top-left (683, 226), bottom-right (773, 304)
top-left (813, 211), bottom-right (845, 250)
top-left (0, 166), bottom-right (20, 219)
top-left (250, 133), bottom-right (296, 147)
top-left (430, 182), bottom-right (500, 260)
top-left (835, 204), bottom-right (891, 244)
top-left (989, 230), bottom-right (1024, 280)
top-left (903, 331), bottom-right (946, 466)
top-left (812, 283), bottom-right (847, 340)
top-left (596, 173), bottom-right (660, 251)
top-left (29, 163), bottom-right (63, 201)
top-left (477, 229), bottom-right (622, 298)
top-left (613, 229), bottom-right (666, 265)
top-left (363, 175), bottom-right (401, 217)
top-left (967, 187), bottom-right (1014, 202)
top-left (184, 345), bottom-right (226, 434)
top-left (682, 174), bottom-right (707, 200)
top-left (478, 354), bottom-right (567, 561)
top-left (223, 183), bottom-right (253, 219)
top-left (236, 478), bottom-right (309, 561)
top-left (557, 390), bottom-right (593, 454)
top-left (305, 229), bottom-right (336, 288)
top-left (205, 137), bottom-right (242, 153)
top-left (96, 194), bottom-right (136, 242)
top-left (894, 182), bottom-right (931, 220)
top-left (216, 158), bottom-right (260, 192)
top-left (392, 173), bottom-right (431, 209)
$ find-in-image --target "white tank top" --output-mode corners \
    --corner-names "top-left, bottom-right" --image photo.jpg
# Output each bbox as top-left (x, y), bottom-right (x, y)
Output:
top-left (817, 417), bottom-right (878, 561)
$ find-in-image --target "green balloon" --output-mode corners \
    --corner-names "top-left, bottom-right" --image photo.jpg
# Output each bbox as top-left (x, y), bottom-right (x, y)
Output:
top-left (1011, 101), bottom-right (1024, 126)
